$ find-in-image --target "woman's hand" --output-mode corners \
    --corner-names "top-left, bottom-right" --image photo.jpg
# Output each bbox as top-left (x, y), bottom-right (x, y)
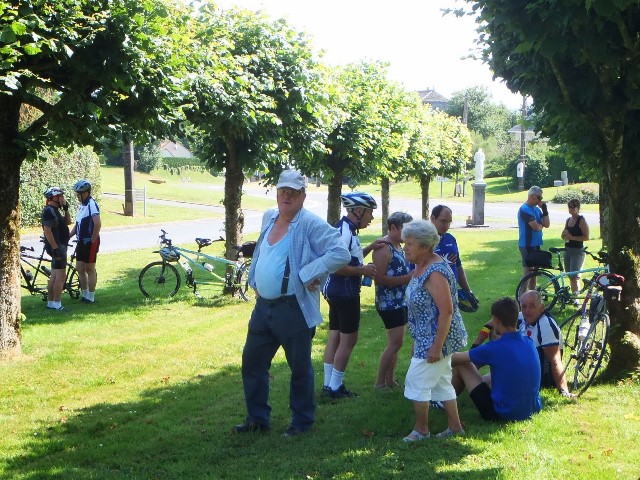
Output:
top-left (427, 344), bottom-right (443, 363)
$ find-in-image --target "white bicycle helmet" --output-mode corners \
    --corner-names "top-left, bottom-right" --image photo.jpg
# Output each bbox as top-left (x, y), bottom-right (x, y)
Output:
top-left (44, 186), bottom-right (64, 198)
top-left (73, 179), bottom-right (92, 193)
top-left (340, 192), bottom-right (377, 210)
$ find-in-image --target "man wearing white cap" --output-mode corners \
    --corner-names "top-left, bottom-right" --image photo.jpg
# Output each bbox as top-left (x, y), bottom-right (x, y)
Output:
top-left (518, 186), bottom-right (550, 289)
top-left (233, 169), bottom-right (350, 437)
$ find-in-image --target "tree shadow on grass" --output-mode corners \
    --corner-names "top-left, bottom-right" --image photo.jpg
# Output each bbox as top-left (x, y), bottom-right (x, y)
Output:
top-left (5, 351), bottom-right (505, 480)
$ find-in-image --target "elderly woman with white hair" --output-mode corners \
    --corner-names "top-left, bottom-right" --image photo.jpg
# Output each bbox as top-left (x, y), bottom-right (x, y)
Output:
top-left (400, 219), bottom-right (467, 441)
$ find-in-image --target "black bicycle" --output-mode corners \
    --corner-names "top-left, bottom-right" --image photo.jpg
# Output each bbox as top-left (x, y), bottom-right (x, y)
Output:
top-left (20, 238), bottom-right (81, 300)
top-left (555, 271), bottom-right (624, 395)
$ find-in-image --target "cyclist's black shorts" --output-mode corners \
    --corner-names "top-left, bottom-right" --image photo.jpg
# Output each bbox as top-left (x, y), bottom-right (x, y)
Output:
top-left (45, 244), bottom-right (67, 270)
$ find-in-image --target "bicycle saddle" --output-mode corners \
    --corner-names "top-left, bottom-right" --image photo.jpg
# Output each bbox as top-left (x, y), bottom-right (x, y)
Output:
top-left (195, 238), bottom-right (212, 248)
top-left (549, 247), bottom-right (565, 253)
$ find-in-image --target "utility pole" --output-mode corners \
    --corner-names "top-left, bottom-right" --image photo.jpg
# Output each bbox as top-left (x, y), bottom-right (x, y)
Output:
top-left (517, 96), bottom-right (527, 191)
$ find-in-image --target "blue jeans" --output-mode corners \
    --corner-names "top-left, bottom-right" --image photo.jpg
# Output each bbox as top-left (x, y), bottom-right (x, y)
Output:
top-left (241, 296), bottom-right (316, 430)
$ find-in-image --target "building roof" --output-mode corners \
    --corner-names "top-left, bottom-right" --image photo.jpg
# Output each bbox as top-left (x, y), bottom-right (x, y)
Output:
top-left (418, 89), bottom-right (449, 103)
top-left (159, 140), bottom-right (193, 158)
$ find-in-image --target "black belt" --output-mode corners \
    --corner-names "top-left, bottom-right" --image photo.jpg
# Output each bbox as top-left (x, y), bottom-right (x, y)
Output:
top-left (261, 294), bottom-right (296, 304)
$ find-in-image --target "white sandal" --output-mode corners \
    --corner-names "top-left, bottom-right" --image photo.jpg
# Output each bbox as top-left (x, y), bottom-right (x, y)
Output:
top-left (402, 429), bottom-right (430, 442)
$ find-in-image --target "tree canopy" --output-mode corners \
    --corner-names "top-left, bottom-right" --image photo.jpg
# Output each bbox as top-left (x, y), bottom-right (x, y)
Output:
top-left (0, 0), bottom-right (191, 356)
top-left (466, 0), bottom-right (640, 376)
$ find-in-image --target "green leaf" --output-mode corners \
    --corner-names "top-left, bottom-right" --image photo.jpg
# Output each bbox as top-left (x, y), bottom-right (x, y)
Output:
top-left (23, 44), bottom-right (41, 55)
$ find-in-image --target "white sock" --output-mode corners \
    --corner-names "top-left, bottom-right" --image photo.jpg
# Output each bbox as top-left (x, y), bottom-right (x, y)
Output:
top-left (329, 369), bottom-right (345, 391)
top-left (47, 301), bottom-right (54, 308)
top-left (323, 363), bottom-right (334, 387)
top-left (54, 301), bottom-right (61, 309)
top-left (88, 291), bottom-right (95, 301)
top-left (82, 290), bottom-right (89, 299)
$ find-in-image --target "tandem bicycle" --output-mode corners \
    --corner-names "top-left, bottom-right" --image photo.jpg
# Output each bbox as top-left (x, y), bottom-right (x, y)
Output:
top-left (138, 229), bottom-right (255, 301)
top-left (20, 238), bottom-right (81, 300)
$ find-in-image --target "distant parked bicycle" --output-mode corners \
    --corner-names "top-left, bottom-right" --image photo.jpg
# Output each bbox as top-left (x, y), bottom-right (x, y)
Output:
top-left (516, 247), bottom-right (610, 313)
top-left (555, 271), bottom-right (624, 395)
top-left (20, 238), bottom-right (81, 300)
top-left (138, 229), bottom-right (255, 301)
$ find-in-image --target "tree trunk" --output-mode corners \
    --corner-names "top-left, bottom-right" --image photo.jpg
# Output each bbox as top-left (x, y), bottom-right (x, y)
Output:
top-left (0, 97), bottom-right (24, 358)
top-left (381, 177), bottom-right (390, 235)
top-left (419, 174), bottom-right (432, 220)
top-left (326, 166), bottom-right (344, 226)
top-left (223, 140), bottom-right (245, 260)
top-left (602, 144), bottom-right (640, 378)
top-left (123, 141), bottom-right (135, 217)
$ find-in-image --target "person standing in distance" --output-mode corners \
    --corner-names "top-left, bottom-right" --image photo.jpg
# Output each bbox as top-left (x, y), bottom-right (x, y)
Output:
top-left (518, 186), bottom-right (550, 291)
top-left (69, 179), bottom-right (101, 303)
top-left (430, 205), bottom-right (476, 301)
top-left (322, 192), bottom-right (379, 399)
top-left (41, 187), bottom-right (72, 311)
top-left (234, 170), bottom-right (350, 437)
top-left (372, 211), bottom-right (414, 390)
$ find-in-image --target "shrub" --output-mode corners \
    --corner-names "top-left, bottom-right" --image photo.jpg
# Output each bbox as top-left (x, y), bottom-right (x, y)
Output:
top-left (20, 145), bottom-right (101, 227)
top-left (552, 186), bottom-right (599, 204)
top-left (136, 143), bottom-right (163, 173)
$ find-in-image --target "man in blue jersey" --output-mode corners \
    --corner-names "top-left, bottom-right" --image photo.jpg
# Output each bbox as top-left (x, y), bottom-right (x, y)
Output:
top-left (451, 297), bottom-right (542, 421)
top-left (431, 205), bottom-right (476, 303)
top-left (322, 192), bottom-right (379, 399)
top-left (518, 186), bottom-right (550, 290)
top-left (233, 170), bottom-right (350, 437)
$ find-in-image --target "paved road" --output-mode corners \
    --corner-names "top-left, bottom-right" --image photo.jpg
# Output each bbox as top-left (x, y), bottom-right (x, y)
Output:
top-left (21, 184), bottom-right (598, 254)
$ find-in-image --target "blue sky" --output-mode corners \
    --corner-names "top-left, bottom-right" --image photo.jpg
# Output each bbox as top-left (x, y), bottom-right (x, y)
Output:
top-left (213, 0), bottom-right (522, 109)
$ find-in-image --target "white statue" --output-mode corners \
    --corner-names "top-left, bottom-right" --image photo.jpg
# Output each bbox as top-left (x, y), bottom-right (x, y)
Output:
top-left (474, 148), bottom-right (485, 182)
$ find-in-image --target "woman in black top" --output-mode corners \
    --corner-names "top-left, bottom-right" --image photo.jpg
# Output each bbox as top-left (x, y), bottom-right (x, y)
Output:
top-left (561, 198), bottom-right (590, 298)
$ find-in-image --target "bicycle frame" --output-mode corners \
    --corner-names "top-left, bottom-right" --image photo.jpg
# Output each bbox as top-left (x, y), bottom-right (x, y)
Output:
top-left (172, 245), bottom-right (239, 288)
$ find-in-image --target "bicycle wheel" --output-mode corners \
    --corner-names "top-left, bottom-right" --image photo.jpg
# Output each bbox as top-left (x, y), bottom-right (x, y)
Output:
top-left (64, 266), bottom-right (82, 299)
top-left (233, 261), bottom-right (253, 302)
top-left (563, 313), bottom-right (610, 395)
top-left (516, 270), bottom-right (561, 311)
top-left (139, 261), bottom-right (181, 299)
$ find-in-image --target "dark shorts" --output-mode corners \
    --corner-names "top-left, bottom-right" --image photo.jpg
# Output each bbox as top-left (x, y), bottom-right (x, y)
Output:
top-left (520, 246), bottom-right (540, 267)
top-left (376, 307), bottom-right (408, 329)
top-left (45, 245), bottom-right (67, 270)
top-left (75, 236), bottom-right (100, 263)
top-left (469, 382), bottom-right (503, 422)
top-left (327, 296), bottom-right (360, 334)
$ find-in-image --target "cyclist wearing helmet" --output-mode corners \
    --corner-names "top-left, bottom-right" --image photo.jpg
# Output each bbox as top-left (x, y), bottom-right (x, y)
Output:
top-left (41, 186), bottom-right (71, 310)
top-left (69, 179), bottom-right (101, 303)
top-left (322, 191), bottom-right (380, 399)
top-left (430, 205), bottom-right (478, 312)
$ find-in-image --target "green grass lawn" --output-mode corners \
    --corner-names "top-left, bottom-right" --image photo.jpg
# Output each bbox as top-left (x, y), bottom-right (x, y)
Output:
top-left (4, 224), bottom-right (639, 480)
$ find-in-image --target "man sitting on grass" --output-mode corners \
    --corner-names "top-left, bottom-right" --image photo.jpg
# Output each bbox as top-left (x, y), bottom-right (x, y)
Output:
top-left (451, 297), bottom-right (542, 421)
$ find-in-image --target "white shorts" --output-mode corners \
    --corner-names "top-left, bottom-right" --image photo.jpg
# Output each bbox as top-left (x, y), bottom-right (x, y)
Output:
top-left (404, 354), bottom-right (456, 402)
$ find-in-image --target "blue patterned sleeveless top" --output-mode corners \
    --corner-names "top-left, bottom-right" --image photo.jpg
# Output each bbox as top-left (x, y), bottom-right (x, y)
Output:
top-left (375, 242), bottom-right (411, 311)
top-left (405, 261), bottom-right (467, 359)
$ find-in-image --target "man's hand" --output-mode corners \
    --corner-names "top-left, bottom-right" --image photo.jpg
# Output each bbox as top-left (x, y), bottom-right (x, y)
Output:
top-left (540, 202), bottom-right (549, 216)
top-left (369, 239), bottom-right (386, 251)
top-left (361, 262), bottom-right (376, 278)
top-left (52, 248), bottom-right (61, 260)
top-left (306, 279), bottom-right (321, 291)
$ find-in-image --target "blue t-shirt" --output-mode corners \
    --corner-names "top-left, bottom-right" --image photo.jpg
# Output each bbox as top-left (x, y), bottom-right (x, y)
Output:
top-left (518, 203), bottom-right (544, 248)
top-left (254, 224), bottom-right (292, 299)
top-left (434, 232), bottom-right (462, 281)
top-left (469, 331), bottom-right (542, 421)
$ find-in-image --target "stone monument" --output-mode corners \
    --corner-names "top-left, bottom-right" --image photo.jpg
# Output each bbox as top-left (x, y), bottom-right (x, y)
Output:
top-left (472, 148), bottom-right (487, 225)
